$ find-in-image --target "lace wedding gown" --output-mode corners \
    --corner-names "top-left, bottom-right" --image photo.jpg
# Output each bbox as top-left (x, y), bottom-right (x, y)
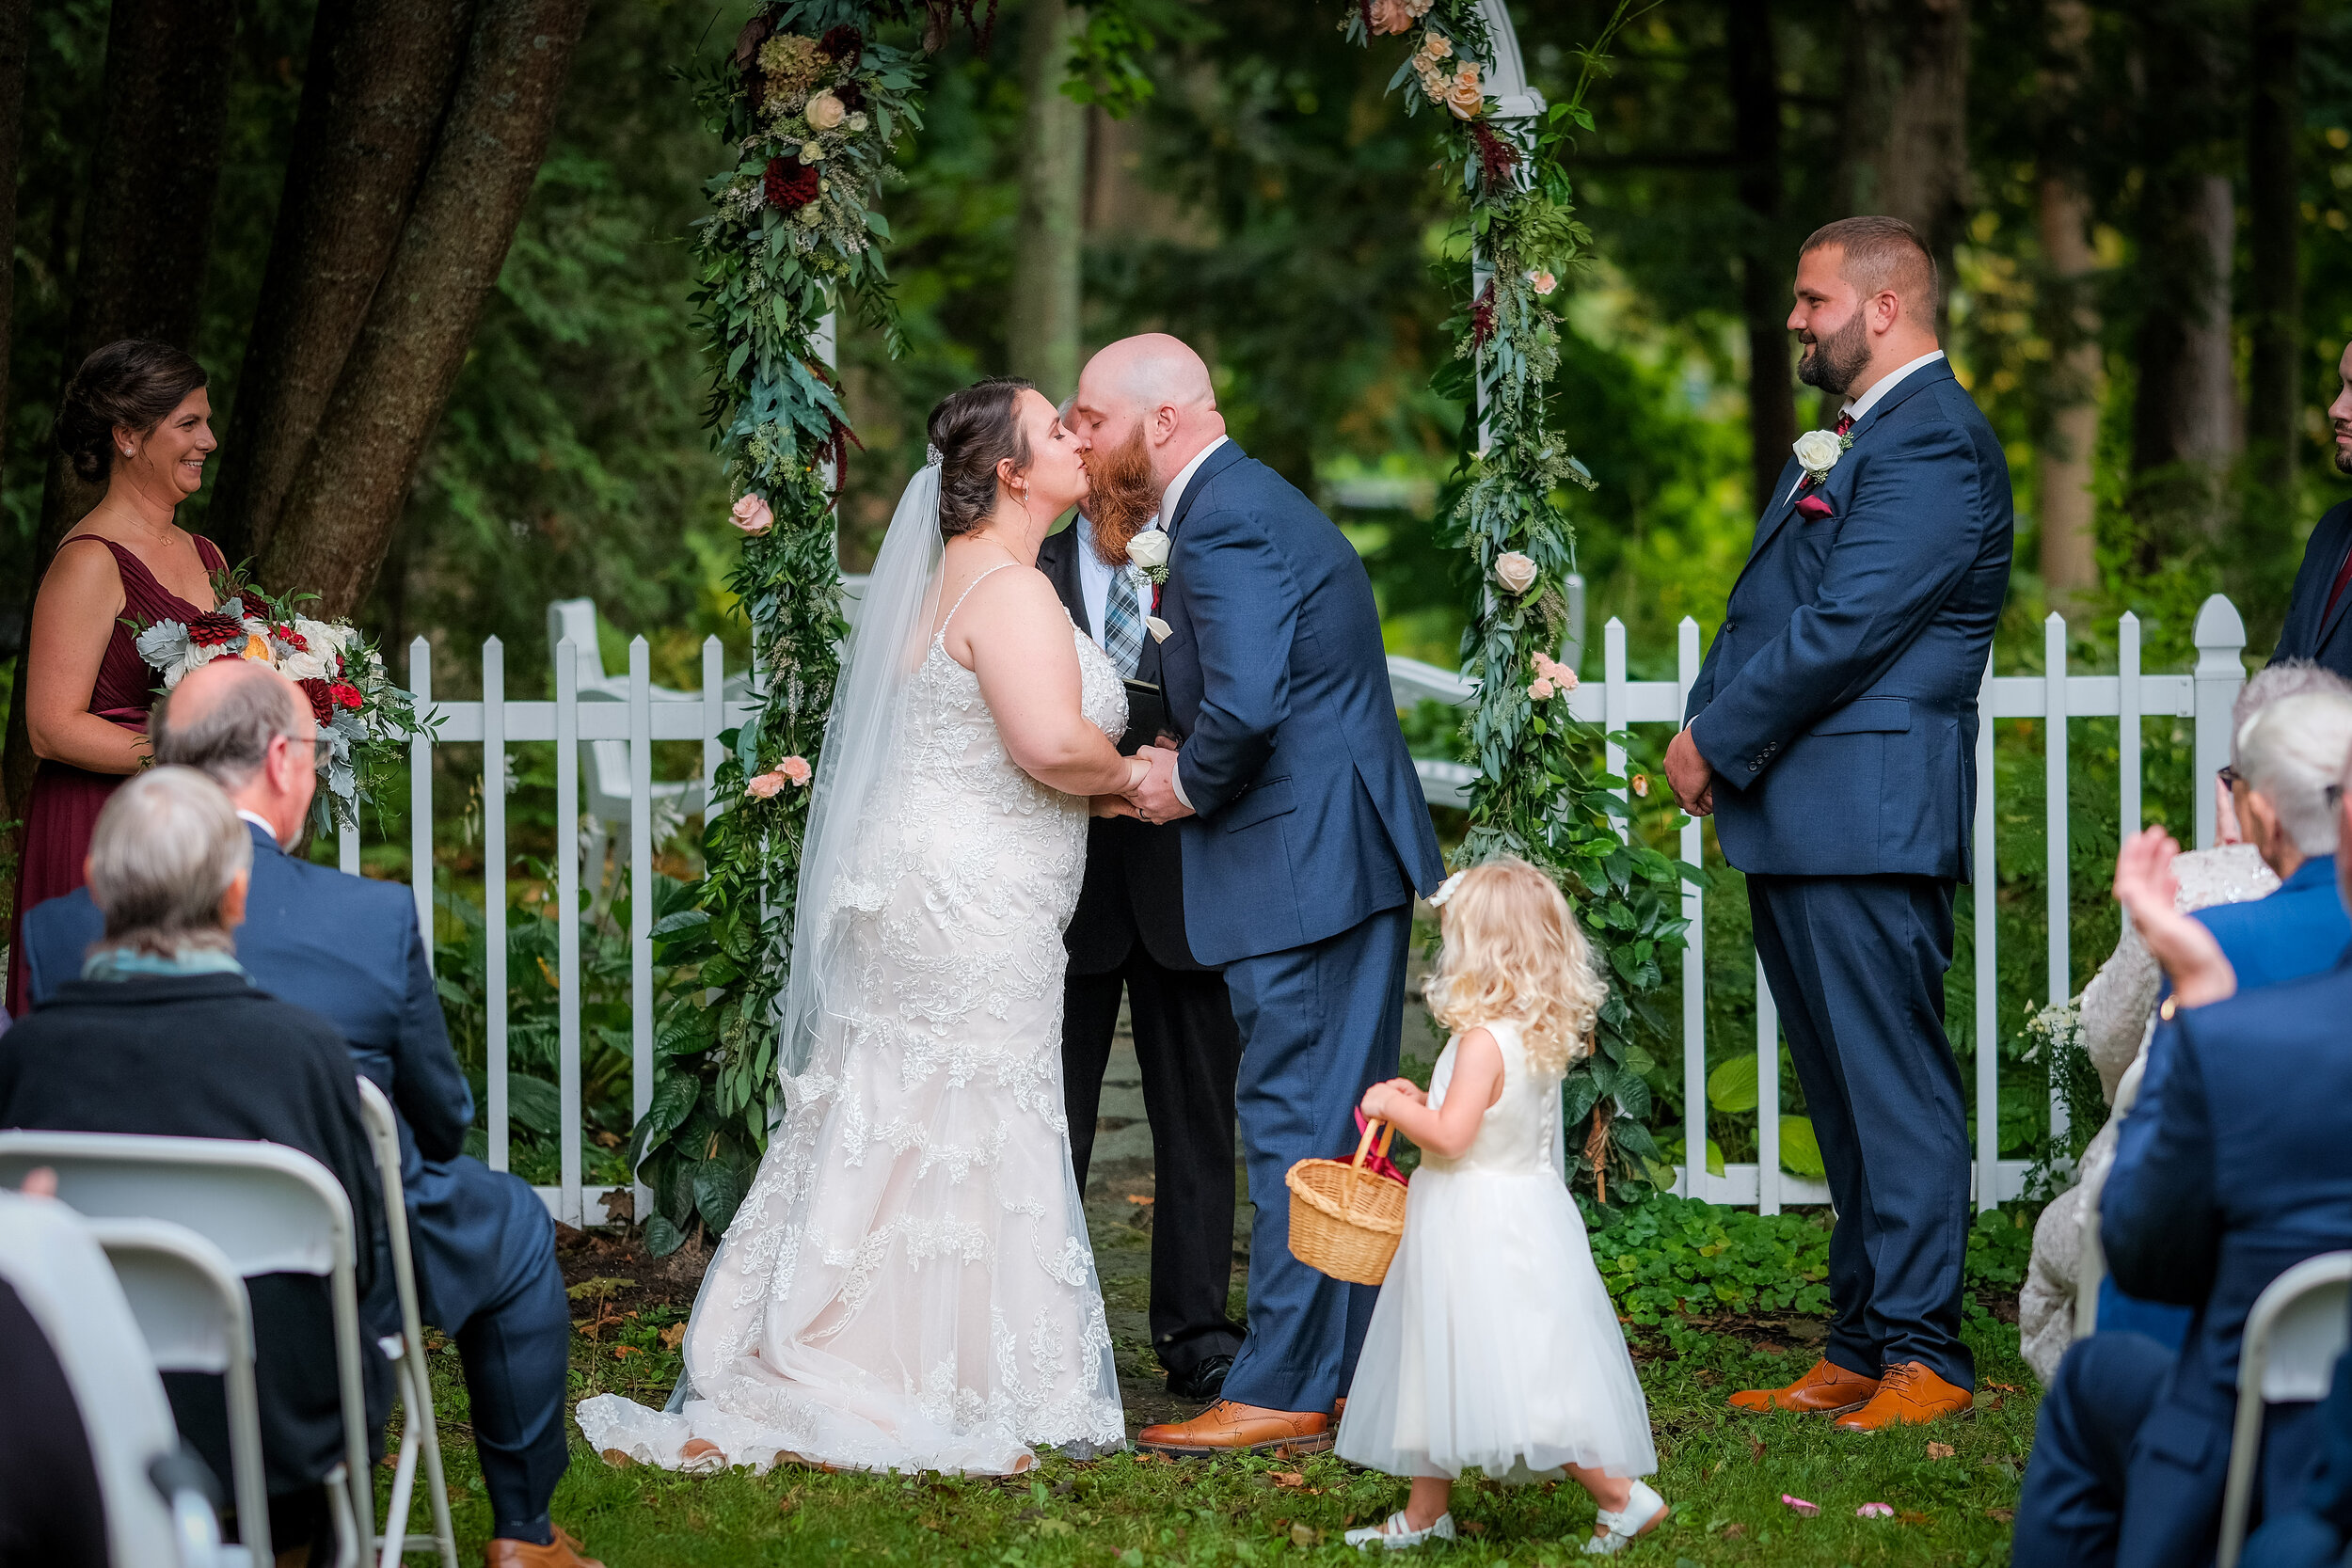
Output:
top-left (579, 570), bottom-right (1129, 1474)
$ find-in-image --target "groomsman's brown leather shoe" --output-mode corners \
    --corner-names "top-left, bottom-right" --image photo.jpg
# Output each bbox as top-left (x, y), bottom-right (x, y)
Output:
top-left (1136, 1401), bottom-right (1334, 1456)
top-left (485, 1525), bottom-right (606, 1567)
top-left (1727, 1357), bottom-right (1881, 1415)
top-left (1833, 1361), bottom-right (1974, 1432)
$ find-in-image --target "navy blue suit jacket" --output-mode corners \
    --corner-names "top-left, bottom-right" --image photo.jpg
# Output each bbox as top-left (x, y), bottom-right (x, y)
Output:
top-left (1684, 359), bottom-right (2014, 879)
top-left (2192, 856), bottom-right (2352, 994)
top-left (24, 822), bottom-right (535, 1328)
top-left (2271, 500), bottom-right (2352, 682)
top-left (2102, 957), bottom-right (2352, 1528)
top-left (1154, 441), bottom-right (1445, 964)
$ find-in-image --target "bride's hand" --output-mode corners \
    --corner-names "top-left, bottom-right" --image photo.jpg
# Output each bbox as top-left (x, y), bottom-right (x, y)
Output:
top-left (1090, 793), bottom-right (1139, 818)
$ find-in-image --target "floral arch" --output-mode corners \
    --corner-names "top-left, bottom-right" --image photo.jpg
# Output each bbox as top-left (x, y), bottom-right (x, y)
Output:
top-left (629, 0), bottom-right (1681, 1255)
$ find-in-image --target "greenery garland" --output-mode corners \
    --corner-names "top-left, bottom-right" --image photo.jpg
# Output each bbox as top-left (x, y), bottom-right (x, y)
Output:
top-left (1343, 0), bottom-right (1695, 1203)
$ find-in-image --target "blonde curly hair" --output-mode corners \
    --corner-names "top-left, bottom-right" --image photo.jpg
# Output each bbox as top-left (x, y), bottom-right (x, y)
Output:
top-left (1422, 855), bottom-right (1605, 1077)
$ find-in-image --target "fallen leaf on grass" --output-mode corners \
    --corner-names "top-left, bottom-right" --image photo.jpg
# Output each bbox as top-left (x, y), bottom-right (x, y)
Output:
top-left (1754, 1340), bottom-right (1784, 1354)
top-left (1723, 1523), bottom-right (1748, 1540)
top-left (660, 1322), bottom-right (688, 1350)
top-left (611, 1344), bottom-right (640, 1359)
top-left (1927, 1441), bottom-right (1957, 1460)
top-left (1290, 1524), bottom-right (1322, 1547)
top-left (1462, 1520), bottom-right (1486, 1536)
top-left (599, 1449), bottom-right (635, 1468)
top-left (1899, 1512), bottom-right (1930, 1526)
top-left (1973, 1392), bottom-right (2005, 1412)
top-left (1986, 1508), bottom-right (2015, 1524)
top-left (1268, 1471), bottom-right (1306, 1488)
top-left (1746, 1434), bottom-right (1766, 1463)
top-left (1855, 1503), bottom-right (1894, 1518)
top-left (1781, 1495), bottom-right (1818, 1515)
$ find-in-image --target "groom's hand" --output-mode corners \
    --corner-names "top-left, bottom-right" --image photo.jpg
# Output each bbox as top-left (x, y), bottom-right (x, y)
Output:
top-left (1665, 726), bottom-right (1714, 817)
top-left (1130, 745), bottom-right (1195, 825)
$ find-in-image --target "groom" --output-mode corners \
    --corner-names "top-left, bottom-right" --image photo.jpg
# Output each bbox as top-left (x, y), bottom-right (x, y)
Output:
top-left (1666, 216), bottom-right (2013, 1431)
top-left (1071, 334), bottom-right (1445, 1455)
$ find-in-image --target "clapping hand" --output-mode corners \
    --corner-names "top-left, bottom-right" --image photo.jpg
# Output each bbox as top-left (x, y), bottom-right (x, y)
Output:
top-left (2114, 825), bottom-right (2237, 1009)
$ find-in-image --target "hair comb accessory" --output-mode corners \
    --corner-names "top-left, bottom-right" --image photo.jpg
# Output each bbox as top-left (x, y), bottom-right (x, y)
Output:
top-left (925, 442), bottom-right (944, 467)
top-left (1425, 869), bottom-right (1465, 909)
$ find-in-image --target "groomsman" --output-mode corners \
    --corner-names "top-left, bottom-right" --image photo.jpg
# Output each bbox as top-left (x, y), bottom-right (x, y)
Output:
top-left (2268, 339), bottom-right (2352, 680)
top-left (1039, 486), bottom-right (1248, 1402)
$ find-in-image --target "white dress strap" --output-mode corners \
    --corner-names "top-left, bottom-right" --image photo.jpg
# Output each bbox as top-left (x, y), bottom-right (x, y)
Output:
top-left (937, 561), bottom-right (1018, 641)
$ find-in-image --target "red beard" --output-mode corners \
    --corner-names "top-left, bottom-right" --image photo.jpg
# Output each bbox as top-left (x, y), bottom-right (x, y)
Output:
top-left (1084, 426), bottom-right (1158, 565)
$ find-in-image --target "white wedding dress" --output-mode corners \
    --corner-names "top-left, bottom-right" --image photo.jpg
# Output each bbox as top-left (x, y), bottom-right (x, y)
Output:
top-left (579, 562), bottom-right (1130, 1475)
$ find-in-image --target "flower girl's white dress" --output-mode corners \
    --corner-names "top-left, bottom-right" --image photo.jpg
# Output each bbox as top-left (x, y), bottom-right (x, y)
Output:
top-left (1337, 1020), bottom-right (1657, 1483)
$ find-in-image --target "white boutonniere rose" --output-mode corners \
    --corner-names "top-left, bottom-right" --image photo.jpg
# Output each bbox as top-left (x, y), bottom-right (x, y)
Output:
top-left (1792, 428), bottom-right (1852, 484)
top-left (1126, 527), bottom-right (1170, 585)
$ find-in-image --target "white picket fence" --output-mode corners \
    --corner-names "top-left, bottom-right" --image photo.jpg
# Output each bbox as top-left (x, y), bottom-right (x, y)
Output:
top-left (360, 594), bottom-right (2252, 1225)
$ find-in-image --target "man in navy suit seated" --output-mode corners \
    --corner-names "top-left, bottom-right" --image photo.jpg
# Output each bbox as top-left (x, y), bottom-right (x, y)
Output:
top-left (22, 658), bottom-right (599, 1568)
top-left (2266, 340), bottom-right (2352, 681)
top-left (2013, 704), bottom-right (2352, 1568)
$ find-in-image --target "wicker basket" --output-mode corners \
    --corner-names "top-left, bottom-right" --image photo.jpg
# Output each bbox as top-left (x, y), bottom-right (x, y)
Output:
top-left (1284, 1117), bottom-right (1409, 1286)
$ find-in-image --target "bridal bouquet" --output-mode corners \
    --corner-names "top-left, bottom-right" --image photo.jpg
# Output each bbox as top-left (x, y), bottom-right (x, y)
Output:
top-left (131, 578), bottom-right (427, 835)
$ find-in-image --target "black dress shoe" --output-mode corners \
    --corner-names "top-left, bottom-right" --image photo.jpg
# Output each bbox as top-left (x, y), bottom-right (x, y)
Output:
top-left (1167, 1354), bottom-right (1234, 1402)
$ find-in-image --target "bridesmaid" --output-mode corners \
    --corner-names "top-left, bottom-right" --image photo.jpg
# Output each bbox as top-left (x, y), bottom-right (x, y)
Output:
top-left (7, 341), bottom-right (221, 1015)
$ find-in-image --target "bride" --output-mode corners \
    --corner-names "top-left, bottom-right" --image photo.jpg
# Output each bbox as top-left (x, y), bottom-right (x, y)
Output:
top-left (580, 377), bottom-right (1144, 1475)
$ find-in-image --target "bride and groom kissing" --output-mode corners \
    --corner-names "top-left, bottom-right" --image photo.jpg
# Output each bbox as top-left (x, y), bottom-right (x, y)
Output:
top-left (579, 332), bottom-right (1446, 1475)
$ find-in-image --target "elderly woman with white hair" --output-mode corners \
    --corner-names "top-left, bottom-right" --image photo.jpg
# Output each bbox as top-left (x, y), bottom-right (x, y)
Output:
top-left (2019, 667), bottom-right (2352, 1383)
top-left (0, 766), bottom-right (380, 1565)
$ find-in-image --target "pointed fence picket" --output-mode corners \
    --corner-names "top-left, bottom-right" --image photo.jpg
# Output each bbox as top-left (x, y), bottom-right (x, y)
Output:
top-left (337, 596), bottom-right (2247, 1223)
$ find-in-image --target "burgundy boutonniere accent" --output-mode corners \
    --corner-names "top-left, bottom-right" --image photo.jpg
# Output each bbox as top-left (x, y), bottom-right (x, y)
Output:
top-left (1796, 492), bottom-right (1835, 521)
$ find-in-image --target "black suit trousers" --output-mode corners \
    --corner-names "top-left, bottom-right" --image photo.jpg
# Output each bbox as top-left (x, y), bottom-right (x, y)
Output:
top-left (1062, 949), bottom-right (1247, 1377)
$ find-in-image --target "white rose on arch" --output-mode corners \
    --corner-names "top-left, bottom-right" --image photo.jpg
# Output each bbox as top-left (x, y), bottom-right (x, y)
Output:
top-left (1491, 550), bottom-right (1539, 595)
top-left (1792, 428), bottom-right (1850, 483)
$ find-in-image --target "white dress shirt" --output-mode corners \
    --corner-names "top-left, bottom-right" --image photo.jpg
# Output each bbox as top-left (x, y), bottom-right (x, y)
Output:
top-left (1781, 348), bottom-right (1947, 506)
top-left (1072, 511), bottom-right (1151, 655)
top-left (1157, 435), bottom-right (1229, 813)
top-left (236, 808), bottom-right (285, 848)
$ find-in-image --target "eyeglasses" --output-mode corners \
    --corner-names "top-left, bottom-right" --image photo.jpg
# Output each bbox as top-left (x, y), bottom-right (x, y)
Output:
top-left (2217, 765), bottom-right (2241, 789)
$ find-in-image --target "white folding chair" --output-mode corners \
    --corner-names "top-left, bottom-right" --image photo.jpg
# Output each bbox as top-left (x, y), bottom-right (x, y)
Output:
top-left (352, 1079), bottom-right (460, 1568)
top-left (2217, 1250), bottom-right (2352, 1568)
top-left (82, 1215), bottom-right (269, 1566)
top-left (0, 1190), bottom-right (238, 1567)
top-left (2072, 1053), bottom-right (2145, 1342)
top-left (0, 1132), bottom-right (373, 1568)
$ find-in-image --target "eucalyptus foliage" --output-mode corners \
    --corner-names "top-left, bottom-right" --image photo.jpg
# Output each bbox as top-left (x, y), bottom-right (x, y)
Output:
top-left (1343, 0), bottom-right (1697, 1202)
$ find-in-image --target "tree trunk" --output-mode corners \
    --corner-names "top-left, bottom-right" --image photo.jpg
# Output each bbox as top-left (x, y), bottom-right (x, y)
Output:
top-left (209, 0), bottom-right (476, 567)
top-left (2245, 0), bottom-right (2302, 506)
top-left (2034, 0), bottom-right (2101, 609)
top-left (256, 0), bottom-right (591, 617)
top-left (2, 0), bottom-right (233, 821)
top-left (1008, 0), bottom-right (1086, 398)
top-left (1838, 0), bottom-right (1970, 335)
top-left (1726, 0), bottom-right (1793, 517)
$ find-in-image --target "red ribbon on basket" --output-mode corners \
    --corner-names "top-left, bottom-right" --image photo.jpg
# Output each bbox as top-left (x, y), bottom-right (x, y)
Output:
top-left (1353, 1109), bottom-right (1406, 1184)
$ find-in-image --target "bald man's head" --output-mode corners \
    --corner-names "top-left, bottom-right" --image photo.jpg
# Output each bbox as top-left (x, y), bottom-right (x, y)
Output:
top-left (153, 657), bottom-right (318, 843)
top-left (1071, 333), bottom-right (1229, 497)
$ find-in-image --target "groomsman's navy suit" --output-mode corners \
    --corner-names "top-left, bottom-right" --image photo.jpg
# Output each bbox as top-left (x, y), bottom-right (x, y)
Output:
top-left (1038, 518), bottom-right (1248, 1386)
top-left (2011, 955), bottom-right (2352, 1568)
top-left (1152, 439), bottom-right (1446, 1416)
top-left (23, 823), bottom-right (572, 1544)
top-left (2270, 500), bottom-right (2352, 681)
top-left (1684, 356), bottom-right (2013, 1391)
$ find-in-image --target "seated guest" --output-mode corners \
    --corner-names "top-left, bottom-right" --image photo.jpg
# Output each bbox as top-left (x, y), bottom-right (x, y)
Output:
top-left (2011, 751), bottom-right (2352, 1568)
top-left (2269, 338), bottom-right (2352, 679)
top-left (2245, 1337), bottom-right (2352, 1567)
top-left (19, 657), bottom-right (599, 1568)
top-left (0, 766), bottom-right (383, 1562)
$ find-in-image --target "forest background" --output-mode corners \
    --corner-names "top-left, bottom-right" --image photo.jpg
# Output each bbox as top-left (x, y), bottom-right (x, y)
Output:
top-left (1, 0), bottom-right (2350, 1182)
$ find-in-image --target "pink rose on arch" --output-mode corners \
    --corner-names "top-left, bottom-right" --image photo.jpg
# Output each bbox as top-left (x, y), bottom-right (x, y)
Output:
top-left (1367, 0), bottom-right (1413, 34)
top-left (745, 769), bottom-right (787, 800)
top-left (1528, 677), bottom-right (1555, 701)
top-left (780, 755), bottom-right (813, 786)
top-left (732, 494), bottom-right (775, 534)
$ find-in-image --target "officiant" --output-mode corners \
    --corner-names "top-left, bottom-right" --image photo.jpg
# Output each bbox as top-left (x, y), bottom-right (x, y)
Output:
top-left (1040, 457), bottom-right (1247, 1404)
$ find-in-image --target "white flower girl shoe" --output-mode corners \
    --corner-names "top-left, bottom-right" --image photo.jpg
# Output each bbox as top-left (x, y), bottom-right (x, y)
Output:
top-left (1345, 1511), bottom-right (1456, 1551)
top-left (1581, 1481), bottom-right (1668, 1555)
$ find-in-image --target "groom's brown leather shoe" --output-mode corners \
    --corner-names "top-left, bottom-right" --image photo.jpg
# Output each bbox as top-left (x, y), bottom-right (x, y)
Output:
top-left (1833, 1361), bottom-right (1974, 1432)
top-left (485, 1525), bottom-right (605, 1567)
top-left (1136, 1401), bottom-right (1333, 1456)
top-left (1728, 1357), bottom-right (1880, 1415)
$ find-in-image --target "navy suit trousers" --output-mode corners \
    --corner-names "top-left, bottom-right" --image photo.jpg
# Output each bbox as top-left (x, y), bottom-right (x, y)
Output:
top-left (1217, 904), bottom-right (1411, 1415)
top-left (1748, 873), bottom-right (1973, 1387)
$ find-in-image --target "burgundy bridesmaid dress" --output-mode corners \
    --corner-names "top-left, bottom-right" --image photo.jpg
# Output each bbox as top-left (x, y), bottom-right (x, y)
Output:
top-left (6, 533), bottom-right (228, 1015)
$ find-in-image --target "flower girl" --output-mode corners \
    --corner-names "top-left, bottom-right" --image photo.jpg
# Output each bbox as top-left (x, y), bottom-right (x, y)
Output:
top-left (1336, 857), bottom-right (1667, 1555)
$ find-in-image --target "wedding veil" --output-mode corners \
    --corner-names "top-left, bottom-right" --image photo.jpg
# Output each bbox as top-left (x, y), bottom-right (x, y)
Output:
top-left (775, 455), bottom-right (946, 1082)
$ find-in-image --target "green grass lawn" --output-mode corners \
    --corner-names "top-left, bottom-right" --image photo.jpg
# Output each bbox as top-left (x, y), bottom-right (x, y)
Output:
top-left (391, 1167), bottom-right (2036, 1566)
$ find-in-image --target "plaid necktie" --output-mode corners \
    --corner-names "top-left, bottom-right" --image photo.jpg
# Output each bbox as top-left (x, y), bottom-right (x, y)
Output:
top-left (1103, 568), bottom-right (1144, 678)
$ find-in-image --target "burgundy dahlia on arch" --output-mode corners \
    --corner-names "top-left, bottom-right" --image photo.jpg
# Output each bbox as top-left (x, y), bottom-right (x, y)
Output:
top-left (765, 157), bottom-right (820, 211)
top-left (817, 24), bottom-right (861, 62)
top-left (298, 677), bottom-right (336, 727)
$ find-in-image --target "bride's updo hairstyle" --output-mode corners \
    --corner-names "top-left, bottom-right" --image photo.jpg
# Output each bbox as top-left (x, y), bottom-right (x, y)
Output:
top-left (928, 375), bottom-right (1036, 539)
top-left (1422, 855), bottom-right (1605, 1076)
top-left (55, 339), bottom-right (209, 483)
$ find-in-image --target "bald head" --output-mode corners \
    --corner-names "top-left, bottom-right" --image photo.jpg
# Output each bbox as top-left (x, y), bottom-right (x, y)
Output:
top-left (1072, 333), bottom-right (1229, 494)
top-left (154, 656), bottom-right (317, 845)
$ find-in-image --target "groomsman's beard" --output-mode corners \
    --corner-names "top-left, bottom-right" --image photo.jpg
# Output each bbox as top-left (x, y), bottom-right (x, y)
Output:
top-left (2335, 430), bottom-right (2352, 476)
top-left (1085, 426), bottom-right (1160, 564)
top-left (1796, 309), bottom-right (1872, 398)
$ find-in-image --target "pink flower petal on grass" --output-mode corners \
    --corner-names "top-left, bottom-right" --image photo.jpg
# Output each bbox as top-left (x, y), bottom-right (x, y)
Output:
top-left (1856, 1502), bottom-right (1895, 1519)
top-left (1780, 1495), bottom-right (1819, 1515)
